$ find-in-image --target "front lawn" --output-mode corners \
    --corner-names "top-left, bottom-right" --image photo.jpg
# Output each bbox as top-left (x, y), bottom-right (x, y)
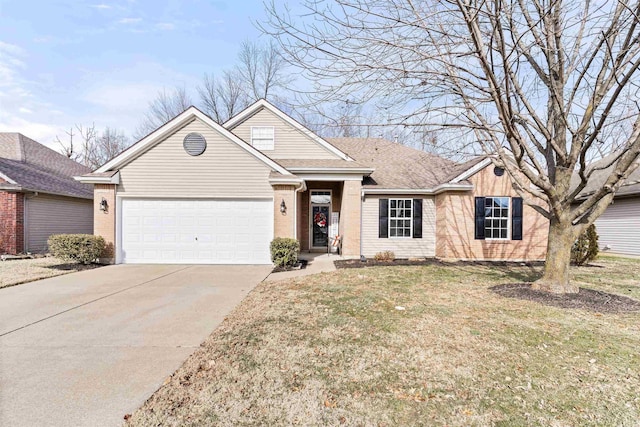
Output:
top-left (0, 257), bottom-right (100, 289)
top-left (128, 256), bottom-right (640, 426)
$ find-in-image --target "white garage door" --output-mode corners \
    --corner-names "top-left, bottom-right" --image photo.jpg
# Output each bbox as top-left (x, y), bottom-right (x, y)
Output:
top-left (120, 199), bottom-right (273, 264)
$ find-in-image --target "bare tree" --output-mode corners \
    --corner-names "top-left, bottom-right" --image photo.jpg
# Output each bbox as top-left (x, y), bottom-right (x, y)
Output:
top-left (264, 0), bottom-right (640, 293)
top-left (197, 40), bottom-right (292, 123)
top-left (56, 125), bottom-right (130, 170)
top-left (237, 40), bottom-right (291, 100)
top-left (198, 70), bottom-right (248, 123)
top-left (56, 124), bottom-right (97, 165)
top-left (135, 86), bottom-right (192, 139)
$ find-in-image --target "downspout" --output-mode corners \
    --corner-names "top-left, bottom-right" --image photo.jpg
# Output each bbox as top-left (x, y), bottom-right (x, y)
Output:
top-left (360, 188), bottom-right (365, 261)
top-left (294, 181), bottom-right (307, 240)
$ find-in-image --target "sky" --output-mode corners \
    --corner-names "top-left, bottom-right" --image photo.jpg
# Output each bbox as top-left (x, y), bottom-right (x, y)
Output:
top-left (0, 0), bottom-right (271, 149)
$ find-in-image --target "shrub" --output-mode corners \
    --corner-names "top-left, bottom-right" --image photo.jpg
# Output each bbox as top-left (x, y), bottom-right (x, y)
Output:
top-left (571, 224), bottom-right (599, 266)
top-left (374, 250), bottom-right (396, 262)
top-left (270, 237), bottom-right (300, 268)
top-left (48, 234), bottom-right (106, 264)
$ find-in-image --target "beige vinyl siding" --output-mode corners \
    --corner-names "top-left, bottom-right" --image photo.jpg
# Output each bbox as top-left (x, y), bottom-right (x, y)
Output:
top-left (230, 108), bottom-right (342, 160)
top-left (361, 195), bottom-right (436, 258)
top-left (118, 119), bottom-right (274, 197)
top-left (25, 194), bottom-right (93, 253)
top-left (595, 197), bottom-right (640, 256)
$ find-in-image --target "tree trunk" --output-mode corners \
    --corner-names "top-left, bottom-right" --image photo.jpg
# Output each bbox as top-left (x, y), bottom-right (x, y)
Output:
top-left (532, 217), bottom-right (579, 294)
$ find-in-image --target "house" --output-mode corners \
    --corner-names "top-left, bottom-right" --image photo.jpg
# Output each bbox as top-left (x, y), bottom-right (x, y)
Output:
top-left (76, 99), bottom-right (548, 264)
top-left (0, 133), bottom-right (94, 254)
top-left (573, 156), bottom-right (640, 256)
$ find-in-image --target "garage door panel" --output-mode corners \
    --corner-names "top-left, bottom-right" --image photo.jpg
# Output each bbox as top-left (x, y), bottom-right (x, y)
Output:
top-left (121, 199), bottom-right (273, 264)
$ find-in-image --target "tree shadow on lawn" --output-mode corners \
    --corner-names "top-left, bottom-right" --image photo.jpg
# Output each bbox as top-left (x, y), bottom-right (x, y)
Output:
top-left (491, 283), bottom-right (640, 313)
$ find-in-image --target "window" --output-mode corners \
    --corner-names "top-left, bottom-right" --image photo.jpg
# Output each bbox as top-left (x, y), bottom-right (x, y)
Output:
top-left (484, 197), bottom-right (510, 239)
top-left (474, 197), bottom-right (522, 241)
top-left (389, 199), bottom-right (412, 237)
top-left (251, 126), bottom-right (274, 150)
top-left (379, 198), bottom-right (422, 239)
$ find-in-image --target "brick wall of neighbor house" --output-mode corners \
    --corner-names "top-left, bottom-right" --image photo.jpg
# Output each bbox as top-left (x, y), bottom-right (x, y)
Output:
top-left (435, 166), bottom-right (548, 261)
top-left (94, 184), bottom-right (116, 263)
top-left (0, 191), bottom-right (24, 254)
top-left (273, 185), bottom-right (296, 238)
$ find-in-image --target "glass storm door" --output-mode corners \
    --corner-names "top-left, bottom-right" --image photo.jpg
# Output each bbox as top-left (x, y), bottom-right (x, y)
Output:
top-left (312, 204), bottom-right (330, 247)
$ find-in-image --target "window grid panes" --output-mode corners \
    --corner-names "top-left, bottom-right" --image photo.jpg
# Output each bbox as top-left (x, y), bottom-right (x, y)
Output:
top-left (251, 127), bottom-right (275, 150)
top-left (484, 197), bottom-right (509, 239)
top-left (389, 199), bottom-right (412, 237)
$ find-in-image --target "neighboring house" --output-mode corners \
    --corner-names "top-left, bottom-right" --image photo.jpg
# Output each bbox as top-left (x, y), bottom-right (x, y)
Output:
top-left (573, 157), bottom-right (640, 256)
top-left (0, 133), bottom-right (94, 254)
top-left (77, 99), bottom-right (548, 264)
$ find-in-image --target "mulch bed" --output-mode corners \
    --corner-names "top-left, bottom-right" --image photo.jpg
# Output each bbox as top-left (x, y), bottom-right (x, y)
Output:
top-left (335, 258), bottom-right (544, 269)
top-left (271, 259), bottom-right (308, 273)
top-left (491, 283), bottom-right (640, 313)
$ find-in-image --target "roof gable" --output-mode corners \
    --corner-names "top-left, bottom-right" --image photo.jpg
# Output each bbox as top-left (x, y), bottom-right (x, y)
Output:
top-left (94, 107), bottom-right (291, 175)
top-left (223, 99), bottom-right (352, 161)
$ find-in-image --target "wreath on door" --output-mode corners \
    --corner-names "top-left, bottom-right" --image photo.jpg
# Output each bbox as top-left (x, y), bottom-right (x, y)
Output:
top-left (314, 212), bottom-right (327, 228)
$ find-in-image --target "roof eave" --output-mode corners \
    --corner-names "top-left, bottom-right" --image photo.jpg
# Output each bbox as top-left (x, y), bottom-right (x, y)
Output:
top-left (286, 167), bottom-right (374, 175)
top-left (362, 183), bottom-right (473, 195)
top-left (75, 171), bottom-right (121, 185)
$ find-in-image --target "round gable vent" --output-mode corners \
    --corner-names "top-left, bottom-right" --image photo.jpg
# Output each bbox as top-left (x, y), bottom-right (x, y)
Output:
top-left (183, 133), bottom-right (207, 156)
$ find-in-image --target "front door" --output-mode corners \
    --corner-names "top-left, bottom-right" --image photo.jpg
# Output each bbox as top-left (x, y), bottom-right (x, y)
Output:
top-left (312, 204), bottom-right (330, 248)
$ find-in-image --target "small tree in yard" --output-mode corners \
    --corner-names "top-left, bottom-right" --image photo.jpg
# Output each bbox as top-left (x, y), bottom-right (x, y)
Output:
top-left (571, 225), bottom-right (599, 266)
top-left (264, 0), bottom-right (640, 293)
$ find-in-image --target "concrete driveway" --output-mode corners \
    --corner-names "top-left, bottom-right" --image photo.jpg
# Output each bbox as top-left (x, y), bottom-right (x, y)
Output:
top-left (0, 264), bottom-right (271, 427)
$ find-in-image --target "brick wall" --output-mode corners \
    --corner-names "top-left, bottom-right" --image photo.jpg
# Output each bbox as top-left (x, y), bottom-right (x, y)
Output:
top-left (435, 166), bottom-right (548, 261)
top-left (273, 185), bottom-right (296, 238)
top-left (0, 191), bottom-right (24, 254)
top-left (94, 184), bottom-right (116, 263)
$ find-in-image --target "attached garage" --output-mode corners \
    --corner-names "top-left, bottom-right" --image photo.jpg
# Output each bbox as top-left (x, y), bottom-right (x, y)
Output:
top-left (119, 198), bottom-right (273, 264)
top-left (25, 194), bottom-right (93, 253)
top-left (595, 196), bottom-right (640, 256)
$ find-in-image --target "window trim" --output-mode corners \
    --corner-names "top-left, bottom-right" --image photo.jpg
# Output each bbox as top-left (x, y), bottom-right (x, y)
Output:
top-left (484, 196), bottom-right (510, 241)
top-left (250, 126), bottom-right (275, 150)
top-left (388, 198), bottom-right (413, 238)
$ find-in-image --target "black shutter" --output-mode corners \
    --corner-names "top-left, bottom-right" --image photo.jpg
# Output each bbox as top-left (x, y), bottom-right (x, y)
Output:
top-left (412, 199), bottom-right (422, 238)
top-left (512, 197), bottom-right (523, 240)
top-left (379, 199), bottom-right (389, 238)
top-left (474, 197), bottom-right (486, 240)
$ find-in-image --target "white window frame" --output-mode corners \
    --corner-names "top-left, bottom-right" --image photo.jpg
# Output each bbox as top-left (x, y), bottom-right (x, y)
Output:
top-left (388, 198), bottom-right (413, 238)
top-left (484, 196), bottom-right (510, 240)
top-left (251, 126), bottom-right (275, 150)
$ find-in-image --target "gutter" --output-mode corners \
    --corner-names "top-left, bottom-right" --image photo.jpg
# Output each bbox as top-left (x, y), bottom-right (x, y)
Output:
top-left (285, 167), bottom-right (374, 174)
top-left (361, 183), bottom-right (473, 195)
top-left (74, 172), bottom-right (120, 185)
top-left (0, 185), bottom-right (93, 200)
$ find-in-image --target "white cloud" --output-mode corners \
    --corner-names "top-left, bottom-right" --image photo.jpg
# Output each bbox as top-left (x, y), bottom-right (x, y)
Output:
top-left (18, 107), bottom-right (32, 114)
top-left (117, 17), bottom-right (142, 25)
top-left (156, 22), bottom-right (175, 31)
top-left (91, 4), bottom-right (112, 9)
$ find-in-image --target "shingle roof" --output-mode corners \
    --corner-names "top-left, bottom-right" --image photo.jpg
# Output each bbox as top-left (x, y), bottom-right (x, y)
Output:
top-left (0, 133), bottom-right (92, 199)
top-left (276, 158), bottom-right (373, 170)
top-left (572, 153), bottom-right (640, 198)
top-left (327, 137), bottom-right (465, 189)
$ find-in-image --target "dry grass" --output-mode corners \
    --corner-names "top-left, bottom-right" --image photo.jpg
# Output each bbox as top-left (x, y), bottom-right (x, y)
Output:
top-left (0, 257), bottom-right (100, 289)
top-left (128, 256), bottom-right (640, 426)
